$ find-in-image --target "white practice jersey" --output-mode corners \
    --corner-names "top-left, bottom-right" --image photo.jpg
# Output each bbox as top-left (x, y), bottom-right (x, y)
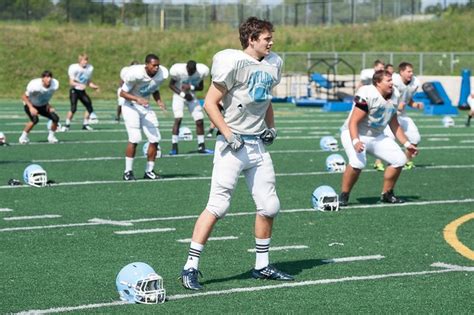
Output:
top-left (359, 68), bottom-right (375, 86)
top-left (392, 73), bottom-right (421, 115)
top-left (121, 64), bottom-right (169, 106)
top-left (25, 78), bottom-right (59, 107)
top-left (341, 85), bottom-right (400, 137)
top-left (68, 64), bottom-right (94, 90)
top-left (211, 49), bottom-right (282, 135)
top-left (169, 63), bottom-right (209, 92)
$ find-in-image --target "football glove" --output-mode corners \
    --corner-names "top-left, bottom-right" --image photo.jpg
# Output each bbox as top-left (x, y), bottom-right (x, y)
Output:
top-left (226, 133), bottom-right (245, 151)
top-left (260, 128), bottom-right (277, 145)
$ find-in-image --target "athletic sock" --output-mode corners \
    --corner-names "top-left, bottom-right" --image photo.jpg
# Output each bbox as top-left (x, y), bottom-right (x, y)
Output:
top-left (172, 135), bottom-right (179, 144)
top-left (146, 161), bottom-right (155, 173)
top-left (255, 238), bottom-right (271, 270)
top-left (21, 131), bottom-right (28, 138)
top-left (183, 241), bottom-right (204, 270)
top-left (125, 157), bottom-right (134, 172)
top-left (197, 135), bottom-right (205, 144)
top-left (65, 119), bottom-right (71, 126)
top-left (48, 130), bottom-right (55, 137)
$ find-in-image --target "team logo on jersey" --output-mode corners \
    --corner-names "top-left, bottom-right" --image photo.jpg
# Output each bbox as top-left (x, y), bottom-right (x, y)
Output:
top-left (78, 73), bottom-right (88, 84)
top-left (370, 106), bottom-right (395, 128)
top-left (248, 71), bottom-right (273, 102)
top-left (139, 83), bottom-right (156, 97)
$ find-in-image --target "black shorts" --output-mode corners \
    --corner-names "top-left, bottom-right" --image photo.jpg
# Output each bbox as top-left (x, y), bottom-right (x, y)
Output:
top-left (24, 104), bottom-right (55, 121)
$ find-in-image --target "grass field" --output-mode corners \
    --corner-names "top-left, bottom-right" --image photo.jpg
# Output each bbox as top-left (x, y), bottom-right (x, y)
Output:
top-left (0, 100), bottom-right (473, 313)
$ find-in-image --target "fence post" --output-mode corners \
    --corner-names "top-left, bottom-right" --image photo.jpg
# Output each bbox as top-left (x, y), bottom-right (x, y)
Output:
top-left (419, 53), bottom-right (423, 76)
top-left (160, 8), bottom-right (165, 31)
top-left (294, 3), bottom-right (298, 27)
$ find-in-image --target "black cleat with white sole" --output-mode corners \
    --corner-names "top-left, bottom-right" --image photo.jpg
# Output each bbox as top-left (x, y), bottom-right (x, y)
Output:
top-left (251, 265), bottom-right (294, 281)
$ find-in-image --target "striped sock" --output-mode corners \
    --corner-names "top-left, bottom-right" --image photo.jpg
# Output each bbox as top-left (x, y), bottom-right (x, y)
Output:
top-left (255, 238), bottom-right (271, 270)
top-left (183, 241), bottom-right (204, 270)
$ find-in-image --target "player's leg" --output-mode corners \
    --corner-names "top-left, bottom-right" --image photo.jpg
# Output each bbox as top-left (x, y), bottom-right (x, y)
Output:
top-left (19, 104), bottom-right (38, 144)
top-left (170, 94), bottom-right (184, 155)
top-left (43, 105), bottom-right (60, 143)
top-left (77, 90), bottom-right (94, 131)
top-left (65, 88), bottom-right (78, 130)
top-left (189, 100), bottom-right (210, 153)
top-left (142, 110), bottom-right (162, 179)
top-left (122, 105), bottom-right (142, 180)
top-left (399, 116), bottom-right (420, 169)
top-left (116, 88), bottom-right (124, 122)
top-left (206, 121), bottom-right (217, 138)
top-left (466, 109), bottom-right (473, 127)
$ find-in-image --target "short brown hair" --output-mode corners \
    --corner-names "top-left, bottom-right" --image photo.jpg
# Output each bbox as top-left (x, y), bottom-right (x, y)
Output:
top-left (398, 62), bottom-right (413, 72)
top-left (239, 17), bottom-right (274, 49)
top-left (372, 69), bottom-right (392, 85)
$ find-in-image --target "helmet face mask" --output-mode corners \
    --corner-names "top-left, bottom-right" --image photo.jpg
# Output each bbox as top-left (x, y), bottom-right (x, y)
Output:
top-left (312, 185), bottom-right (339, 211)
top-left (320, 136), bottom-right (339, 152)
top-left (326, 154), bottom-right (346, 173)
top-left (178, 126), bottom-right (193, 141)
top-left (442, 116), bottom-right (454, 128)
top-left (23, 164), bottom-right (48, 187)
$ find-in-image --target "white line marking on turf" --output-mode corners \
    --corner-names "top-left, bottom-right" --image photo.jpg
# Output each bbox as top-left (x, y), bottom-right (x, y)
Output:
top-left (114, 228), bottom-right (176, 235)
top-left (17, 262), bottom-right (474, 314)
top-left (0, 208), bottom-right (13, 212)
top-left (1, 198), bottom-right (473, 233)
top-left (247, 245), bottom-right (309, 252)
top-left (426, 137), bottom-right (450, 141)
top-left (460, 139), bottom-right (474, 143)
top-left (321, 254), bottom-right (385, 263)
top-left (177, 236), bottom-right (239, 243)
top-left (88, 218), bottom-right (133, 226)
top-left (4, 214), bottom-right (61, 221)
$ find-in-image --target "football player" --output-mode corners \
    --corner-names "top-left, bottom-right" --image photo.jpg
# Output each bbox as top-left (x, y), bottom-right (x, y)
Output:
top-left (465, 93), bottom-right (474, 127)
top-left (168, 60), bottom-right (211, 154)
top-left (116, 60), bottom-right (139, 123)
top-left (19, 70), bottom-right (60, 144)
top-left (119, 54), bottom-right (167, 180)
top-left (179, 17), bottom-right (294, 291)
top-left (339, 69), bottom-right (418, 206)
top-left (64, 54), bottom-right (99, 131)
top-left (356, 59), bottom-right (385, 90)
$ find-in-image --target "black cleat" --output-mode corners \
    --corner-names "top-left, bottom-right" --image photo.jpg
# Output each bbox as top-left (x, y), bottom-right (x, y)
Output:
top-left (339, 192), bottom-right (350, 207)
top-left (144, 170), bottom-right (161, 180)
top-left (179, 268), bottom-right (203, 290)
top-left (381, 189), bottom-right (404, 204)
top-left (82, 124), bottom-right (93, 131)
top-left (251, 265), bottom-right (294, 281)
top-left (123, 170), bottom-right (136, 181)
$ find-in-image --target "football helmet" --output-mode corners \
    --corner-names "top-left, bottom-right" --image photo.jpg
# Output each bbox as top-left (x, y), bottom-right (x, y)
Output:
top-left (326, 154), bottom-right (346, 173)
top-left (142, 142), bottom-right (162, 159)
top-left (179, 126), bottom-right (193, 141)
top-left (0, 132), bottom-right (6, 145)
top-left (116, 262), bottom-right (166, 304)
top-left (311, 185), bottom-right (339, 211)
top-left (23, 164), bottom-right (47, 187)
top-left (89, 112), bottom-right (99, 124)
top-left (320, 136), bottom-right (338, 151)
top-left (442, 116), bottom-right (455, 127)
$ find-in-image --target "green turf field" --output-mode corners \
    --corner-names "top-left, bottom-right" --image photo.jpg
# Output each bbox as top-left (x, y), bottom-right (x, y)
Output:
top-left (0, 100), bottom-right (472, 313)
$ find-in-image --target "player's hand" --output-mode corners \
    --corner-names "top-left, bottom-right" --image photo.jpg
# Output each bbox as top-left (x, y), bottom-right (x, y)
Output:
top-left (30, 107), bottom-right (38, 116)
top-left (135, 97), bottom-right (148, 106)
top-left (414, 102), bottom-right (424, 110)
top-left (353, 141), bottom-right (365, 153)
top-left (225, 133), bottom-right (244, 152)
top-left (181, 83), bottom-right (191, 91)
top-left (260, 128), bottom-right (277, 145)
top-left (406, 144), bottom-right (418, 157)
top-left (184, 93), bottom-right (194, 102)
top-left (157, 99), bottom-right (166, 111)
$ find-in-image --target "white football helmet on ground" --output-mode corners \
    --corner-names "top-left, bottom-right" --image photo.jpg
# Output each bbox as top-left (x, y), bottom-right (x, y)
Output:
top-left (320, 136), bottom-right (338, 151)
top-left (179, 126), bottom-right (193, 141)
top-left (23, 164), bottom-right (47, 187)
top-left (442, 116), bottom-right (455, 127)
top-left (89, 112), bottom-right (99, 124)
top-left (142, 142), bottom-right (162, 159)
top-left (116, 262), bottom-right (166, 304)
top-left (0, 132), bottom-right (6, 145)
top-left (311, 185), bottom-right (339, 211)
top-left (326, 154), bottom-right (346, 173)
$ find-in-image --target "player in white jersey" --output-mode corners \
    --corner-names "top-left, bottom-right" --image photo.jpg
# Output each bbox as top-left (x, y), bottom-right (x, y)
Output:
top-left (339, 70), bottom-right (418, 207)
top-left (356, 59), bottom-right (385, 90)
top-left (385, 62), bottom-right (423, 170)
top-left (168, 60), bottom-right (212, 154)
top-left (64, 54), bottom-right (99, 131)
top-left (466, 93), bottom-right (474, 126)
top-left (119, 53), bottom-right (168, 181)
top-left (116, 60), bottom-right (139, 123)
top-left (19, 70), bottom-right (60, 144)
top-left (179, 17), bottom-right (293, 291)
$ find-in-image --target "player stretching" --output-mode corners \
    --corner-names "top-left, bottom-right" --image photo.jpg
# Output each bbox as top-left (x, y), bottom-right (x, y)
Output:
top-left (179, 17), bottom-right (293, 291)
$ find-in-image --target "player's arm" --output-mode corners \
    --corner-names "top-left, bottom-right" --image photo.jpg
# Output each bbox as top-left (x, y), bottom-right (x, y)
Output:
top-left (152, 90), bottom-right (166, 111)
top-left (348, 107), bottom-right (366, 153)
top-left (69, 76), bottom-right (86, 90)
top-left (204, 82), bottom-right (231, 139)
top-left (407, 98), bottom-right (424, 110)
top-left (388, 114), bottom-right (418, 155)
top-left (21, 92), bottom-right (38, 116)
top-left (194, 80), bottom-right (204, 92)
top-left (168, 78), bottom-right (181, 95)
top-left (88, 81), bottom-right (99, 90)
top-left (119, 85), bottom-right (148, 106)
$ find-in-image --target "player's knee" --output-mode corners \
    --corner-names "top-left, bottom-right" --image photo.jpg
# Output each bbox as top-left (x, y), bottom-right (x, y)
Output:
top-left (349, 159), bottom-right (366, 169)
top-left (70, 107), bottom-right (77, 114)
top-left (128, 130), bottom-right (142, 144)
top-left (259, 195), bottom-right (280, 218)
top-left (50, 112), bottom-right (59, 123)
top-left (147, 130), bottom-right (161, 144)
top-left (31, 115), bottom-right (39, 125)
top-left (206, 201), bottom-right (230, 219)
top-left (85, 105), bottom-right (94, 115)
top-left (388, 154), bottom-right (407, 168)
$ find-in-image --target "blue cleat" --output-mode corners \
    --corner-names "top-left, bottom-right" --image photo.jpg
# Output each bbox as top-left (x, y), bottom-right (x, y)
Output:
top-left (169, 149), bottom-right (178, 156)
top-left (198, 148), bottom-right (214, 154)
top-left (251, 265), bottom-right (294, 281)
top-left (179, 268), bottom-right (203, 290)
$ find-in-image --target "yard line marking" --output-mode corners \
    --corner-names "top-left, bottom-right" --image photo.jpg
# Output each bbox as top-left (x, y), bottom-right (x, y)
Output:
top-left (460, 139), bottom-right (474, 143)
top-left (2, 199), bottom-right (473, 233)
top-left (177, 236), bottom-right (239, 243)
top-left (426, 137), bottom-right (450, 141)
top-left (247, 245), bottom-right (308, 252)
top-left (0, 208), bottom-right (13, 212)
top-left (88, 218), bottom-right (133, 226)
top-left (114, 228), bottom-right (176, 235)
top-left (4, 214), bottom-right (61, 221)
top-left (16, 262), bottom-right (474, 314)
top-left (443, 212), bottom-right (474, 260)
top-left (321, 254), bottom-right (385, 263)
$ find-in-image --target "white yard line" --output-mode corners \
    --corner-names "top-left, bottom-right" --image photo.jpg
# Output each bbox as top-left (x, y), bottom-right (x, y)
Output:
top-left (247, 245), bottom-right (309, 252)
top-left (177, 236), bottom-right (239, 243)
top-left (321, 254), bottom-right (385, 263)
top-left (4, 214), bottom-right (61, 221)
top-left (16, 262), bottom-right (474, 314)
top-left (114, 228), bottom-right (176, 235)
top-left (0, 208), bottom-right (13, 212)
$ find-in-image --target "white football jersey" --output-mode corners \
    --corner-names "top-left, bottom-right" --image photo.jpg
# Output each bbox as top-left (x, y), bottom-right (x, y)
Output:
top-left (392, 73), bottom-right (420, 115)
top-left (341, 84), bottom-right (399, 137)
top-left (211, 49), bottom-right (282, 135)
top-left (359, 68), bottom-right (375, 86)
top-left (169, 63), bottom-right (209, 92)
top-left (121, 64), bottom-right (169, 106)
top-left (68, 63), bottom-right (94, 90)
top-left (25, 78), bottom-right (59, 107)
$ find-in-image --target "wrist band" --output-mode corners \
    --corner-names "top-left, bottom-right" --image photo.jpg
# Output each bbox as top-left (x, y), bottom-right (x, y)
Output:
top-left (352, 138), bottom-right (360, 146)
top-left (403, 141), bottom-right (411, 148)
top-left (190, 85), bottom-right (195, 91)
top-left (179, 91), bottom-right (186, 98)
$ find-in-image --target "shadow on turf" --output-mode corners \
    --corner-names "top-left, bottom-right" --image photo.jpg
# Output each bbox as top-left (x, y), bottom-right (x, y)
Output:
top-left (201, 260), bottom-right (331, 285)
top-left (356, 195), bottom-right (421, 204)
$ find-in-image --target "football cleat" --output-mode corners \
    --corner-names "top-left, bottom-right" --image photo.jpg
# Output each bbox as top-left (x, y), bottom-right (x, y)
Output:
top-left (82, 124), bottom-right (93, 131)
top-left (251, 265), bottom-right (294, 281)
top-left (339, 192), bottom-right (350, 207)
top-left (403, 161), bottom-right (415, 170)
top-left (373, 161), bottom-right (385, 172)
top-left (19, 136), bottom-right (30, 144)
top-left (123, 171), bottom-right (136, 181)
top-left (47, 135), bottom-right (59, 144)
top-left (169, 149), bottom-right (178, 156)
top-left (179, 268), bottom-right (203, 290)
top-left (61, 125), bottom-right (70, 132)
top-left (144, 170), bottom-right (160, 180)
top-left (380, 189), bottom-right (404, 204)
